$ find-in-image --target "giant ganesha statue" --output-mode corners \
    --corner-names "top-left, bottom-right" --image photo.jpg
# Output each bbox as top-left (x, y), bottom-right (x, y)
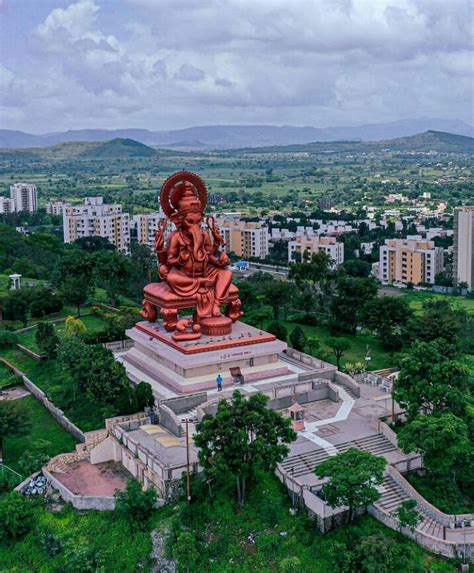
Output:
top-left (140, 171), bottom-right (243, 340)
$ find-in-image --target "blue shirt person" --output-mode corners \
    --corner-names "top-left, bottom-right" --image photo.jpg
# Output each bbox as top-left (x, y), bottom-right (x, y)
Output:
top-left (216, 374), bottom-right (223, 391)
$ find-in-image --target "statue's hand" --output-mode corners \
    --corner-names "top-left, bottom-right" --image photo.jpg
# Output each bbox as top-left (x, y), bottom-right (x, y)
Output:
top-left (178, 246), bottom-right (190, 264)
top-left (218, 252), bottom-right (230, 267)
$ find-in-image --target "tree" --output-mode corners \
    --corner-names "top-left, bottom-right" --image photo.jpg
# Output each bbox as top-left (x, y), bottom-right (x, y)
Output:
top-left (261, 281), bottom-right (293, 320)
top-left (134, 381), bottom-right (155, 411)
top-left (330, 275), bottom-right (378, 334)
top-left (364, 296), bottom-right (412, 350)
top-left (35, 321), bottom-right (59, 358)
top-left (114, 478), bottom-right (156, 529)
top-left (92, 250), bottom-right (134, 307)
top-left (341, 259), bottom-right (371, 278)
top-left (0, 492), bottom-right (35, 539)
top-left (74, 236), bottom-right (115, 252)
top-left (394, 340), bottom-right (470, 420)
top-left (289, 326), bottom-right (307, 352)
top-left (3, 290), bottom-right (28, 327)
top-left (18, 439), bottom-right (52, 476)
top-left (194, 391), bottom-right (296, 505)
top-left (306, 336), bottom-right (321, 357)
top-left (172, 532), bottom-right (200, 573)
top-left (0, 400), bottom-right (30, 463)
top-left (315, 448), bottom-right (386, 523)
top-left (266, 320), bottom-right (288, 342)
top-left (244, 305), bottom-right (273, 329)
top-left (59, 275), bottom-right (91, 317)
top-left (326, 337), bottom-right (351, 370)
top-left (391, 499), bottom-right (421, 533)
top-left (64, 316), bottom-right (86, 336)
top-left (398, 413), bottom-right (470, 479)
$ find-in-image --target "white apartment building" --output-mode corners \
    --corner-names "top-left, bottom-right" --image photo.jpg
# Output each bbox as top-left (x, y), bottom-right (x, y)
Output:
top-left (0, 197), bottom-right (15, 214)
top-left (379, 239), bottom-right (444, 286)
top-left (63, 197), bottom-right (130, 254)
top-left (217, 218), bottom-right (269, 259)
top-left (9, 183), bottom-right (37, 212)
top-left (288, 235), bottom-right (344, 267)
top-left (46, 200), bottom-right (68, 216)
top-left (453, 206), bottom-right (474, 289)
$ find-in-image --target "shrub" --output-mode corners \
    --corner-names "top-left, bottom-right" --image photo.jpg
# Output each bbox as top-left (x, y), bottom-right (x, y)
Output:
top-left (0, 330), bottom-right (18, 349)
top-left (0, 491), bottom-right (35, 539)
top-left (114, 479), bottom-right (156, 529)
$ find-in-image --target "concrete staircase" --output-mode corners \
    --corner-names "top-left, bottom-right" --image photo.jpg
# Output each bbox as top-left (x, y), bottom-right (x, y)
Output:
top-left (375, 475), bottom-right (444, 540)
top-left (281, 433), bottom-right (397, 478)
top-left (179, 407), bottom-right (198, 437)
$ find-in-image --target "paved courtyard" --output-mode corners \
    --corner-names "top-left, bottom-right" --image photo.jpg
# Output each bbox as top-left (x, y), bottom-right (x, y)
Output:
top-left (51, 460), bottom-right (129, 496)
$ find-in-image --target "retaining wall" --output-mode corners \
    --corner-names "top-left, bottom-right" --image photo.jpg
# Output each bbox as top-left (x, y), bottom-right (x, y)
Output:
top-left (0, 358), bottom-right (85, 443)
top-left (43, 469), bottom-right (116, 510)
top-left (16, 344), bottom-right (47, 362)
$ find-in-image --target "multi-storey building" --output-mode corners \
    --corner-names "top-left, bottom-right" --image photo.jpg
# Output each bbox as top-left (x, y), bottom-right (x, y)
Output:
top-left (46, 200), bottom-right (68, 215)
top-left (63, 197), bottom-right (130, 253)
top-left (288, 235), bottom-right (344, 267)
top-left (9, 183), bottom-right (37, 212)
top-left (131, 210), bottom-right (172, 250)
top-left (217, 218), bottom-right (269, 259)
top-left (0, 197), bottom-right (15, 214)
top-left (453, 206), bottom-right (474, 289)
top-left (379, 239), bottom-right (444, 286)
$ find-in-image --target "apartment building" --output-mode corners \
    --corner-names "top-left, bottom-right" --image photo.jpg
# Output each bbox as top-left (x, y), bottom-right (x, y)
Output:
top-left (379, 239), bottom-right (444, 286)
top-left (9, 183), bottom-right (37, 212)
top-left (453, 206), bottom-right (474, 289)
top-left (0, 197), bottom-right (15, 214)
top-left (63, 197), bottom-right (130, 253)
top-left (46, 200), bottom-right (68, 215)
top-left (288, 235), bottom-right (344, 267)
top-left (217, 218), bottom-right (269, 259)
top-left (131, 210), bottom-right (173, 250)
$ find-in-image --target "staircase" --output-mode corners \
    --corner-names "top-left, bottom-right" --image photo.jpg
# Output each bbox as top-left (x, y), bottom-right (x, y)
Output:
top-left (375, 474), bottom-right (444, 540)
top-left (281, 433), bottom-right (397, 478)
top-left (180, 408), bottom-right (199, 437)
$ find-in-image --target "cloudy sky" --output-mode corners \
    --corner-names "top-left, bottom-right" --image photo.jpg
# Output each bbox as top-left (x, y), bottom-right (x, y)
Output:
top-left (1, 0), bottom-right (473, 133)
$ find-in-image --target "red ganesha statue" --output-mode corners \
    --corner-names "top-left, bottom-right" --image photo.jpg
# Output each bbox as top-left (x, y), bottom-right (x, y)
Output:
top-left (140, 171), bottom-right (243, 339)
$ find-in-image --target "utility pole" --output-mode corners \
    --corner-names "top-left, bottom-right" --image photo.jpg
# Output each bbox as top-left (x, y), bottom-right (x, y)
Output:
top-left (391, 377), bottom-right (397, 423)
top-left (185, 418), bottom-right (191, 504)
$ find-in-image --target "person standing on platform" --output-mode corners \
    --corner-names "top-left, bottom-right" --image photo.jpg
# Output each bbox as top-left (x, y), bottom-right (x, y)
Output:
top-left (216, 373), bottom-right (223, 392)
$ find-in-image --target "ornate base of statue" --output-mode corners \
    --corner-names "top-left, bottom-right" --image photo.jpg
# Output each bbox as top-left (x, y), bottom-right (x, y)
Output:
top-left (200, 316), bottom-right (232, 336)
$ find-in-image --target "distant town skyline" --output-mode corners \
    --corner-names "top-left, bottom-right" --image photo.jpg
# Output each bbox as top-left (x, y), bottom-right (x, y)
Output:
top-left (1, 0), bottom-right (473, 133)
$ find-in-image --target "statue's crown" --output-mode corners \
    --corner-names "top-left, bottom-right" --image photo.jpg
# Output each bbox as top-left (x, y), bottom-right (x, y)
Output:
top-left (172, 181), bottom-right (202, 215)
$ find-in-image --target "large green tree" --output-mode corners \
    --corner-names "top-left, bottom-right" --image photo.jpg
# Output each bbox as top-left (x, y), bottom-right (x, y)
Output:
top-left (194, 391), bottom-right (296, 505)
top-left (326, 337), bottom-right (351, 370)
top-left (364, 296), bottom-right (412, 350)
top-left (92, 250), bottom-right (134, 307)
top-left (394, 340), bottom-right (470, 420)
top-left (315, 448), bottom-right (386, 523)
top-left (398, 413), bottom-right (471, 479)
top-left (330, 275), bottom-right (378, 334)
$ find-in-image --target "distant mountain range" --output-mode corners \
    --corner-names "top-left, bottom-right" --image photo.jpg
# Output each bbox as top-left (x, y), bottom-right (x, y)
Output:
top-left (0, 118), bottom-right (472, 150)
top-left (0, 131), bottom-right (472, 164)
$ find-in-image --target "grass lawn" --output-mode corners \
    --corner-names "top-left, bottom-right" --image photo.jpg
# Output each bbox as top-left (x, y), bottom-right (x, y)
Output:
top-left (259, 319), bottom-right (398, 371)
top-left (1, 348), bottom-right (105, 431)
top-left (385, 287), bottom-right (474, 316)
top-left (3, 395), bottom-right (77, 475)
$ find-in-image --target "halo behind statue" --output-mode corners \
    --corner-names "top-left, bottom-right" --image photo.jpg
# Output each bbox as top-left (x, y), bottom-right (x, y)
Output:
top-left (160, 171), bottom-right (208, 218)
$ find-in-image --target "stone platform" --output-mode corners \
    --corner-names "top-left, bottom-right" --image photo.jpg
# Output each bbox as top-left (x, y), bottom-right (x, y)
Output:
top-left (121, 320), bottom-right (294, 398)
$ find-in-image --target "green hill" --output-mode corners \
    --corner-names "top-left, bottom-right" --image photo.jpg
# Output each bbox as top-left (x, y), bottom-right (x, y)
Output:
top-left (231, 130), bottom-right (474, 155)
top-left (79, 138), bottom-right (157, 159)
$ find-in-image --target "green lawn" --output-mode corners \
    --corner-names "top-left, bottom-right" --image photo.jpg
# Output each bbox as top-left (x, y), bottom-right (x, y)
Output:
top-left (391, 288), bottom-right (474, 316)
top-left (1, 348), bottom-right (105, 431)
top-left (3, 395), bottom-right (77, 475)
top-left (260, 319), bottom-right (397, 371)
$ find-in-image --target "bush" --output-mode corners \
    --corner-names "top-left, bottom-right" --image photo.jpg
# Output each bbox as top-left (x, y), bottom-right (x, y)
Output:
top-left (114, 479), bottom-right (156, 529)
top-left (267, 321), bottom-right (288, 342)
top-left (0, 330), bottom-right (18, 349)
top-left (0, 491), bottom-right (35, 539)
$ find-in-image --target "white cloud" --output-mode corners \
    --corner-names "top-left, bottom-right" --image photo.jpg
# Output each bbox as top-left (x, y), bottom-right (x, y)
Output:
top-left (0, 0), bottom-right (472, 131)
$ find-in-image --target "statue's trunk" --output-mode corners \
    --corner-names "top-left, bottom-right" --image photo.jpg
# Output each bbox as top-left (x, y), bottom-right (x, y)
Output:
top-left (190, 226), bottom-right (206, 262)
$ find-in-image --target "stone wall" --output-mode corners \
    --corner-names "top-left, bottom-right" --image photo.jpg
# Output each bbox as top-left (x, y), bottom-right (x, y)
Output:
top-left (43, 469), bottom-right (116, 510)
top-left (163, 393), bottom-right (208, 415)
top-left (158, 403), bottom-right (182, 437)
top-left (16, 344), bottom-right (47, 362)
top-left (0, 358), bottom-right (85, 443)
